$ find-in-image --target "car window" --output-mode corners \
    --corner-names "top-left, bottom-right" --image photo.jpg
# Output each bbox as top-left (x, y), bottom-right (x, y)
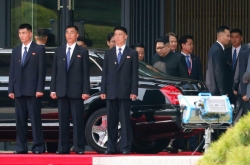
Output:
top-left (139, 61), bottom-right (168, 78)
top-left (45, 52), bottom-right (54, 76)
top-left (0, 53), bottom-right (11, 76)
top-left (89, 57), bottom-right (102, 76)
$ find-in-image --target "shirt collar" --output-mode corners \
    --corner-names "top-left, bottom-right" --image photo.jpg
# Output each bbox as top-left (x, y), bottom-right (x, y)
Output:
top-left (181, 51), bottom-right (190, 57)
top-left (216, 41), bottom-right (225, 50)
top-left (116, 45), bottom-right (126, 51)
top-left (232, 45), bottom-right (241, 52)
top-left (66, 42), bottom-right (77, 50)
top-left (22, 41), bottom-right (32, 50)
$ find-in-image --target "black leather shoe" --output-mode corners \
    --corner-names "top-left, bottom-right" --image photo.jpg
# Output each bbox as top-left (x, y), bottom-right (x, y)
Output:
top-left (32, 151), bottom-right (42, 154)
top-left (56, 151), bottom-right (70, 154)
top-left (13, 151), bottom-right (28, 154)
top-left (122, 151), bottom-right (130, 155)
top-left (104, 150), bottom-right (116, 154)
top-left (76, 151), bottom-right (84, 154)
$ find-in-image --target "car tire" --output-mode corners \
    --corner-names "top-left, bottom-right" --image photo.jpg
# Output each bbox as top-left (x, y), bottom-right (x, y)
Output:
top-left (85, 108), bottom-right (121, 153)
top-left (132, 139), bottom-right (170, 154)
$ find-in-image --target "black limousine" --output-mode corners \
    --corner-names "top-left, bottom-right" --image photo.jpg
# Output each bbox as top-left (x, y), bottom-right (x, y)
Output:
top-left (0, 47), bottom-right (207, 153)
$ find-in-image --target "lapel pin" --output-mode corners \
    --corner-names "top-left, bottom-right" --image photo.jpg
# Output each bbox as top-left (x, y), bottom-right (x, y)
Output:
top-left (115, 62), bottom-right (117, 64)
top-left (18, 60), bottom-right (20, 62)
top-left (32, 52), bottom-right (36, 55)
top-left (63, 58), bottom-right (65, 60)
top-left (77, 55), bottom-right (81, 58)
top-left (127, 56), bottom-right (130, 58)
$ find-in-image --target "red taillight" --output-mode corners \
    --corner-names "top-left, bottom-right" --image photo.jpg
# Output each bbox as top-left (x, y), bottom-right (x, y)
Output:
top-left (160, 85), bottom-right (182, 105)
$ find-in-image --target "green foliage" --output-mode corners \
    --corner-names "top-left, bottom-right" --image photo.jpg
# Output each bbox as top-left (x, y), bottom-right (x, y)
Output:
top-left (197, 112), bottom-right (250, 165)
top-left (11, 1), bottom-right (57, 46)
top-left (84, 24), bottom-right (114, 49)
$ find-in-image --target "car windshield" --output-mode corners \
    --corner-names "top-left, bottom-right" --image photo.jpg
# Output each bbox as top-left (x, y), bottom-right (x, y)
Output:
top-left (139, 61), bottom-right (167, 78)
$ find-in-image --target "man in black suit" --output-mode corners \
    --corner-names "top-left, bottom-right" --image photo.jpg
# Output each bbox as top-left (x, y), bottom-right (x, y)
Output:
top-left (34, 28), bottom-right (48, 46)
top-left (100, 27), bottom-right (138, 155)
top-left (233, 44), bottom-right (250, 122)
top-left (179, 35), bottom-right (203, 81)
top-left (151, 36), bottom-right (188, 78)
top-left (206, 26), bottom-right (231, 96)
top-left (50, 25), bottom-right (90, 154)
top-left (224, 29), bottom-right (243, 106)
top-left (8, 23), bottom-right (46, 154)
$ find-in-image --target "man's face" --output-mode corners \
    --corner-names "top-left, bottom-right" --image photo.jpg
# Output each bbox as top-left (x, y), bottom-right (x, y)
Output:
top-left (219, 29), bottom-right (231, 46)
top-left (65, 27), bottom-right (79, 44)
top-left (156, 42), bottom-right (170, 57)
top-left (107, 36), bottom-right (115, 49)
top-left (169, 35), bottom-right (178, 52)
top-left (135, 47), bottom-right (145, 61)
top-left (19, 28), bottom-right (32, 45)
top-left (230, 32), bottom-right (242, 47)
top-left (182, 39), bottom-right (194, 54)
top-left (77, 41), bottom-right (86, 47)
top-left (114, 30), bottom-right (127, 46)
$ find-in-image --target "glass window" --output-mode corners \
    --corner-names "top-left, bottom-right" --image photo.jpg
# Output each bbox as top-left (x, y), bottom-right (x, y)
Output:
top-left (0, 53), bottom-right (11, 76)
top-left (10, 0), bottom-right (58, 47)
top-left (89, 57), bottom-right (102, 76)
top-left (73, 0), bottom-right (121, 49)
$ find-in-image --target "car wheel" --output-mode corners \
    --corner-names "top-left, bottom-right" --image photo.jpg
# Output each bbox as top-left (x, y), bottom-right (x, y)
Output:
top-left (132, 139), bottom-right (170, 154)
top-left (85, 108), bottom-right (121, 153)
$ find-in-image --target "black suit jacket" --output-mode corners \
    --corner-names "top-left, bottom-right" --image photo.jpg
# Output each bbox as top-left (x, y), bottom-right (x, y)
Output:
top-left (205, 42), bottom-right (229, 95)
top-left (101, 46), bottom-right (138, 99)
top-left (50, 44), bottom-right (90, 98)
top-left (151, 51), bottom-right (188, 78)
top-left (233, 44), bottom-right (250, 95)
top-left (8, 42), bottom-right (46, 97)
top-left (182, 54), bottom-right (203, 81)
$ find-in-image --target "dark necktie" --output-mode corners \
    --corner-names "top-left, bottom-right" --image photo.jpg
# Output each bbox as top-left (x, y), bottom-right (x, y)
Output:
top-left (232, 49), bottom-right (237, 70)
top-left (66, 47), bottom-right (71, 70)
top-left (117, 48), bottom-right (122, 64)
top-left (185, 55), bottom-right (191, 70)
top-left (22, 47), bottom-right (27, 66)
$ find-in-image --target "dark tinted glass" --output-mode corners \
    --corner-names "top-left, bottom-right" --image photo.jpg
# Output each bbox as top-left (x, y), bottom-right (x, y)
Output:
top-left (139, 61), bottom-right (167, 78)
top-left (89, 57), bottom-right (102, 76)
top-left (0, 53), bottom-right (11, 76)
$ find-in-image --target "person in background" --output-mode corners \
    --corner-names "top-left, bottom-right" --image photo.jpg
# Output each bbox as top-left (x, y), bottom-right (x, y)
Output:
top-left (224, 29), bottom-right (243, 106)
top-left (151, 36), bottom-right (188, 78)
top-left (131, 43), bottom-right (145, 61)
top-left (34, 28), bottom-right (48, 46)
top-left (106, 32), bottom-right (115, 49)
top-left (166, 32), bottom-right (178, 52)
top-left (8, 23), bottom-right (46, 154)
top-left (76, 36), bottom-right (87, 47)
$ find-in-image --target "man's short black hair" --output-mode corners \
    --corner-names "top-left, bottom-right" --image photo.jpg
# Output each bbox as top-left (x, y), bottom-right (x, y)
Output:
top-left (217, 26), bottom-right (230, 34)
top-left (107, 32), bottom-right (114, 41)
top-left (131, 43), bottom-right (145, 49)
top-left (114, 26), bottom-right (127, 34)
top-left (77, 36), bottom-right (85, 42)
top-left (166, 32), bottom-right (178, 40)
top-left (65, 25), bottom-right (78, 32)
top-left (179, 35), bottom-right (193, 48)
top-left (36, 28), bottom-right (48, 37)
top-left (19, 23), bottom-right (32, 31)
top-left (230, 28), bottom-right (242, 36)
top-left (155, 36), bottom-right (169, 45)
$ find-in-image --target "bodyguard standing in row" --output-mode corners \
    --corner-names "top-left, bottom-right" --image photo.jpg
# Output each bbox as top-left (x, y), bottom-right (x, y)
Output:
top-left (100, 27), bottom-right (138, 154)
top-left (50, 25), bottom-right (90, 154)
top-left (8, 23), bottom-right (46, 154)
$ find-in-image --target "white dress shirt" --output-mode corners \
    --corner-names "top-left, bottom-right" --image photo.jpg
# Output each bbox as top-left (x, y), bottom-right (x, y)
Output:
top-left (116, 45), bottom-right (126, 57)
top-left (21, 41), bottom-right (32, 59)
top-left (232, 45), bottom-right (241, 59)
top-left (66, 42), bottom-right (77, 59)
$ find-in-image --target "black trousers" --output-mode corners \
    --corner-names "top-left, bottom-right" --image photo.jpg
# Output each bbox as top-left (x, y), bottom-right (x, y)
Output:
top-left (106, 98), bottom-right (133, 152)
top-left (57, 97), bottom-right (85, 153)
top-left (15, 96), bottom-right (44, 152)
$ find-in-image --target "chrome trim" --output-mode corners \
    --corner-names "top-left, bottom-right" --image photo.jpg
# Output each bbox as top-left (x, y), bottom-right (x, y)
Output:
top-left (135, 120), bottom-right (174, 125)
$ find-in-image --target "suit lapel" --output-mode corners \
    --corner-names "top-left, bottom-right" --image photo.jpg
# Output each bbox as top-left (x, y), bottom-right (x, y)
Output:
top-left (69, 44), bottom-right (80, 69)
top-left (61, 45), bottom-right (67, 70)
top-left (22, 42), bottom-right (35, 67)
top-left (117, 46), bottom-right (129, 71)
top-left (17, 45), bottom-right (22, 68)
